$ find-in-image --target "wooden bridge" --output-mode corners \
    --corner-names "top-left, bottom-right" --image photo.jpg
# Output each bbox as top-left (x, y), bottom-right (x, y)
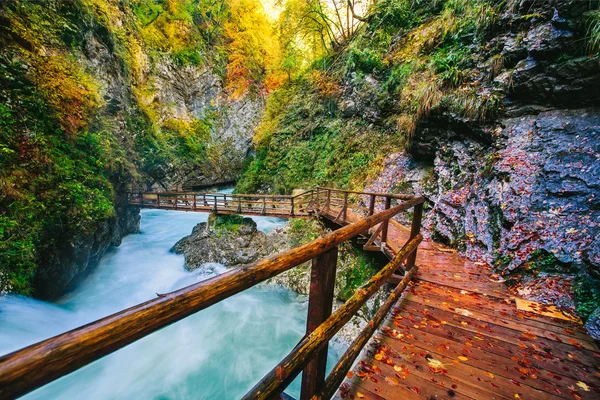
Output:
top-left (0, 188), bottom-right (598, 400)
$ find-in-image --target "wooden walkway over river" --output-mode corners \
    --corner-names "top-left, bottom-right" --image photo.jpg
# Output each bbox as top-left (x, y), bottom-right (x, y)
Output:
top-left (0, 188), bottom-right (598, 400)
top-left (319, 198), bottom-right (600, 400)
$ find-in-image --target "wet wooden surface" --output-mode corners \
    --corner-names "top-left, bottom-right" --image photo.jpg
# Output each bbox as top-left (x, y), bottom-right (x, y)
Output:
top-left (321, 206), bottom-right (600, 400)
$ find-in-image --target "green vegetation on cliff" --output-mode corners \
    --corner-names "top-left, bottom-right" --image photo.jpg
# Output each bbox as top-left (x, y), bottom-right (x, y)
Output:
top-left (0, 0), bottom-right (279, 295)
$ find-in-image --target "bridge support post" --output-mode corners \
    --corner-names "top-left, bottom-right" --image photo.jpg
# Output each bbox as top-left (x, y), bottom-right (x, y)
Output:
top-left (405, 202), bottom-right (423, 270)
top-left (380, 196), bottom-right (391, 244)
top-left (300, 247), bottom-right (338, 400)
top-left (368, 194), bottom-right (375, 216)
top-left (290, 197), bottom-right (295, 217)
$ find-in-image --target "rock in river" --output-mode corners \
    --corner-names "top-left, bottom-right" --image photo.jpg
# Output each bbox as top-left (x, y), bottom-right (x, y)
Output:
top-left (170, 213), bottom-right (272, 270)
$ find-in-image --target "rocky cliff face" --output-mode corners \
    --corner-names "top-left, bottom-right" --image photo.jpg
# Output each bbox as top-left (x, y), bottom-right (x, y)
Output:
top-left (0, 1), bottom-right (263, 297)
top-left (361, 1), bottom-right (600, 327)
top-left (148, 60), bottom-right (264, 189)
top-left (236, 0), bottom-right (600, 330)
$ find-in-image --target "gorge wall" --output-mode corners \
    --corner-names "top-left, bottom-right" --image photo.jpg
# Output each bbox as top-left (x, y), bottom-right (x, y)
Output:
top-left (237, 0), bottom-right (600, 324)
top-left (0, 0), bottom-right (265, 297)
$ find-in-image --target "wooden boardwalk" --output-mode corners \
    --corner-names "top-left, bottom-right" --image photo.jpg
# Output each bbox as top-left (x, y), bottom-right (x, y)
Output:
top-left (320, 206), bottom-right (600, 400)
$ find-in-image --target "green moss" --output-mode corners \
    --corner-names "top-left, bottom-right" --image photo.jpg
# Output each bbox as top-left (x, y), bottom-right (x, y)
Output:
top-left (337, 245), bottom-right (379, 302)
top-left (573, 276), bottom-right (600, 320)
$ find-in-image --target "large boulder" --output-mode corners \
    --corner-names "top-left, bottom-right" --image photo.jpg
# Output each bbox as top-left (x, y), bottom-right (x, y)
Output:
top-left (170, 214), bottom-right (272, 269)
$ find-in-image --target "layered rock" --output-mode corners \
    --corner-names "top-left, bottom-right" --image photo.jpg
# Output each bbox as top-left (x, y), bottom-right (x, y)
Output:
top-left (171, 214), bottom-right (272, 269)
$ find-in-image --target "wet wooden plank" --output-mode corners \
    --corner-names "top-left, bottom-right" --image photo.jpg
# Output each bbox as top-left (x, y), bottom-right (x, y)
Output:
top-left (375, 329), bottom-right (600, 400)
top-left (387, 306), bottom-right (600, 386)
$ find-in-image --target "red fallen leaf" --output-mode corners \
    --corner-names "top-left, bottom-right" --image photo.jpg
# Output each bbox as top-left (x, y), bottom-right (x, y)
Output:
top-left (370, 377), bottom-right (378, 383)
top-left (510, 379), bottom-right (522, 386)
top-left (491, 382), bottom-right (500, 388)
top-left (347, 371), bottom-right (354, 379)
top-left (413, 387), bottom-right (420, 394)
top-left (452, 384), bottom-right (458, 389)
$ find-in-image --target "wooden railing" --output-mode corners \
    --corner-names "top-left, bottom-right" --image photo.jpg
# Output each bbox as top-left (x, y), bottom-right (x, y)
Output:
top-left (1, 189), bottom-right (425, 400)
top-left (129, 190), bottom-right (315, 218)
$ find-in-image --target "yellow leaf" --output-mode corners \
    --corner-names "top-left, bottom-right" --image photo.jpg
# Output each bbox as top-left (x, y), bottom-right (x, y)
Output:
top-left (385, 376), bottom-right (399, 386)
top-left (428, 358), bottom-right (444, 368)
top-left (357, 392), bottom-right (365, 398)
top-left (374, 353), bottom-right (383, 361)
top-left (394, 365), bottom-right (402, 372)
top-left (458, 356), bottom-right (468, 361)
top-left (577, 381), bottom-right (590, 392)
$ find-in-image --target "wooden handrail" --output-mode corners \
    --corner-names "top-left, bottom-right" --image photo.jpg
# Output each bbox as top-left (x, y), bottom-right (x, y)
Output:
top-left (0, 198), bottom-right (423, 400)
top-left (316, 187), bottom-right (418, 201)
top-left (242, 234), bottom-right (423, 400)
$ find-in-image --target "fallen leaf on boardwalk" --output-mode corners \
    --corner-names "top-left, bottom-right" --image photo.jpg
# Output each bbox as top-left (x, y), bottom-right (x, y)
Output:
top-left (374, 353), bottom-right (383, 361)
top-left (486, 372), bottom-right (495, 378)
top-left (458, 356), bottom-right (468, 361)
top-left (347, 371), bottom-right (354, 379)
top-left (576, 382), bottom-right (590, 392)
top-left (356, 392), bottom-right (365, 398)
top-left (394, 365), bottom-right (402, 372)
top-left (514, 394), bottom-right (521, 399)
top-left (461, 321), bottom-right (468, 326)
top-left (385, 376), bottom-right (399, 386)
top-left (455, 308), bottom-right (473, 317)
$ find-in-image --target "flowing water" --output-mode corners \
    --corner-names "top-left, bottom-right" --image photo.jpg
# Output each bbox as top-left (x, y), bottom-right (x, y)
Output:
top-left (0, 191), bottom-right (344, 399)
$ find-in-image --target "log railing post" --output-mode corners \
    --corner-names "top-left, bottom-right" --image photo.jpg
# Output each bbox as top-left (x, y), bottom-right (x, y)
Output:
top-left (315, 188), bottom-right (320, 212)
top-left (325, 190), bottom-right (331, 213)
top-left (237, 197), bottom-right (242, 213)
top-left (193, 194), bottom-right (197, 211)
top-left (291, 197), bottom-right (295, 217)
top-left (300, 247), bottom-right (338, 400)
top-left (174, 195), bottom-right (178, 210)
top-left (213, 195), bottom-right (218, 212)
top-left (156, 193), bottom-right (160, 207)
top-left (368, 194), bottom-right (375, 216)
top-left (203, 194), bottom-right (207, 206)
top-left (342, 192), bottom-right (348, 222)
top-left (224, 194), bottom-right (228, 207)
top-left (405, 202), bottom-right (423, 270)
top-left (380, 196), bottom-right (391, 244)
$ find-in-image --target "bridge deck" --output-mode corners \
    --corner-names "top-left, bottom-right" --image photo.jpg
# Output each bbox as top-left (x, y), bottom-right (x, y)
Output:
top-left (320, 207), bottom-right (600, 400)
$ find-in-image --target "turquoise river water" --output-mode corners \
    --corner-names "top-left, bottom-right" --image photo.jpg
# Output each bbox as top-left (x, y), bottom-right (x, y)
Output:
top-left (0, 192), bottom-right (344, 399)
